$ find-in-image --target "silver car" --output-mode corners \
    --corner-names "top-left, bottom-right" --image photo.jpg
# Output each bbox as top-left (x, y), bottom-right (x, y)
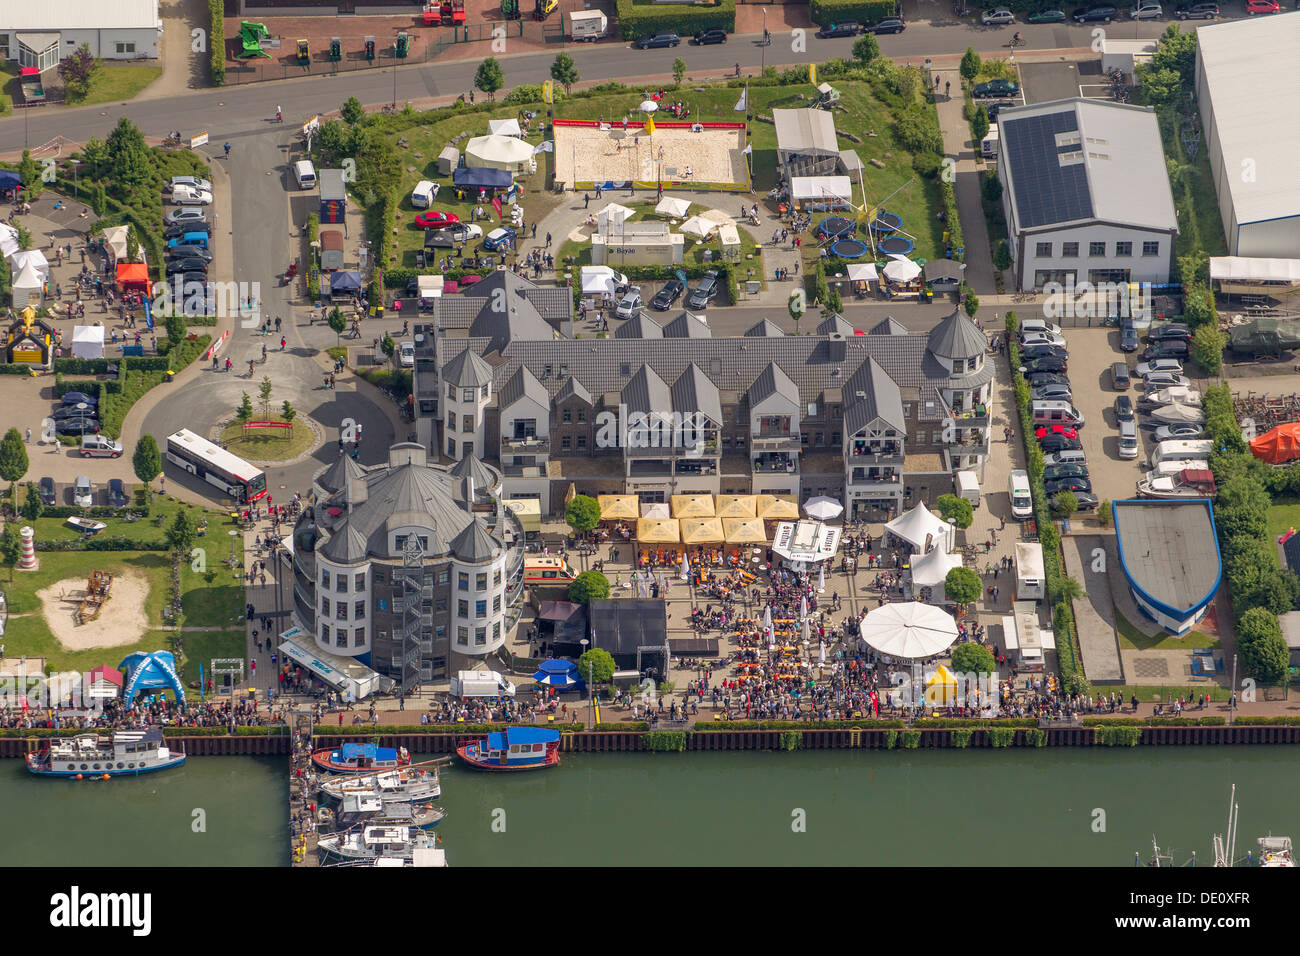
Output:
top-left (615, 287), bottom-right (642, 319)
top-left (1031, 383), bottom-right (1073, 402)
top-left (170, 175), bottom-right (213, 193)
top-left (1142, 372), bottom-right (1192, 391)
top-left (981, 8), bottom-right (1016, 23)
top-left (1130, 1), bottom-right (1163, 17)
top-left (74, 475), bottom-right (94, 508)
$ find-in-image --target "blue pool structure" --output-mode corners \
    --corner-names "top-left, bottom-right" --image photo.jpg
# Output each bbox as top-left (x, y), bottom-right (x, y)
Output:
top-left (878, 235), bottom-right (915, 256)
top-left (816, 216), bottom-right (856, 239)
top-left (870, 211), bottom-right (902, 234)
top-left (830, 238), bottom-right (869, 259)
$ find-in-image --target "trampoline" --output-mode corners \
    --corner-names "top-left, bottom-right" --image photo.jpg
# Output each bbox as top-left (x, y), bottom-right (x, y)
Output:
top-left (830, 238), bottom-right (869, 259)
top-left (817, 216), bottom-right (856, 239)
top-left (870, 212), bottom-right (902, 235)
top-left (878, 235), bottom-right (915, 256)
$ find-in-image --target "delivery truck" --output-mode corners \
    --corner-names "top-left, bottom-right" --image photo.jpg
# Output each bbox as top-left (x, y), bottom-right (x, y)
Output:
top-left (570, 9), bottom-right (608, 41)
top-left (450, 670), bottom-right (517, 698)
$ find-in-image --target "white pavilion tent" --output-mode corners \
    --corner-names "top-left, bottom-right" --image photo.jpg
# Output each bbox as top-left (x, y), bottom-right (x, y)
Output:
top-left (465, 134), bottom-right (536, 172)
top-left (71, 325), bottom-right (105, 359)
top-left (655, 196), bottom-right (692, 218)
top-left (885, 501), bottom-right (954, 555)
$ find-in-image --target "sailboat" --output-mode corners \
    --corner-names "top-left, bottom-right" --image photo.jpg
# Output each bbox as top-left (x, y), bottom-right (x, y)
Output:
top-left (1141, 785), bottom-right (1293, 867)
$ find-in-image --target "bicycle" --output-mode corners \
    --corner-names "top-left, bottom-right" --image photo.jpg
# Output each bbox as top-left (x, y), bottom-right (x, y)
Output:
top-left (1009, 36), bottom-right (1026, 48)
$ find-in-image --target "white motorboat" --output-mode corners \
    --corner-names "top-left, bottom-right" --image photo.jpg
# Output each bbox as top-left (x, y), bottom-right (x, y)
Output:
top-left (1257, 836), bottom-right (1295, 867)
top-left (1137, 467), bottom-right (1216, 499)
top-left (26, 727), bottom-right (184, 777)
top-left (316, 824), bottom-right (440, 864)
top-left (318, 764), bottom-right (441, 803)
top-left (330, 792), bottom-right (446, 830)
top-left (66, 516), bottom-right (107, 533)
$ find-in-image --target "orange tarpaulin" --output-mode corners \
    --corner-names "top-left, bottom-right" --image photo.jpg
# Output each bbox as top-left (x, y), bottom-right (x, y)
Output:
top-left (1250, 422), bottom-right (1300, 465)
top-left (116, 263), bottom-right (150, 291)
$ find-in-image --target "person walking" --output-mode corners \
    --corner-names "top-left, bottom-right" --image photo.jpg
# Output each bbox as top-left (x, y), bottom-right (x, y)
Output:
top-left (545, 232), bottom-right (552, 247)
top-left (223, 142), bottom-right (231, 158)
top-left (280, 336), bottom-right (287, 351)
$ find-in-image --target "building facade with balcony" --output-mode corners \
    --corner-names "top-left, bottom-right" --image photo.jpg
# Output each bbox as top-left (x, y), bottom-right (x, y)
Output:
top-left (290, 444), bottom-right (525, 687)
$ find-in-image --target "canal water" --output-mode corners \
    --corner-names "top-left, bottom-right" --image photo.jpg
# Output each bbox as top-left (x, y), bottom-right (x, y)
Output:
top-left (1, 750), bottom-right (1294, 866)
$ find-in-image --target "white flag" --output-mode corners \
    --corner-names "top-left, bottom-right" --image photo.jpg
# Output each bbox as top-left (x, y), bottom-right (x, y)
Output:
top-left (743, 144), bottom-right (753, 156)
top-left (534, 141), bottom-right (555, 154)
top-left (734, 85), bottom-right (747, 112)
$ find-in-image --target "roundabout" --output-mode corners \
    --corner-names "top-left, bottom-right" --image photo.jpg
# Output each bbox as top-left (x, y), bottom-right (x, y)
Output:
top-left (217, 415), bottom-right (322, 464)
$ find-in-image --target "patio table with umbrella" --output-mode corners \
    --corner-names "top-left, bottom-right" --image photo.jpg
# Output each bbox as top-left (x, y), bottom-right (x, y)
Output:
top-left (859, 601), bottom-right (959, 709)
top-left (803, 495), bottom-right (844, 522)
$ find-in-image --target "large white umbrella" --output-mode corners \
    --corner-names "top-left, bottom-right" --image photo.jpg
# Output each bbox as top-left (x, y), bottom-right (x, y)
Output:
top-left (817, 564), bottom-right (826, 593)
top-left (859, 602), bottom-right (959, 661)
top-left (640, 100), bottom-right (659, 113)
top-left (762, 605), bottom-right (773, 630)
top-left (680, 551), bottom-right (690, 581)
top-left (655, 196), bottom-right (691, 218)
top-left (883, 259), bottom-right (922, 283)
top-left (799, 595), bottom-right (808, 620)
top-left (679, 216), bottom-right (717, 239)
top-left (804, 496), bottom-right (844, 521)
top-left (465, 134), bottom-right (535, 169)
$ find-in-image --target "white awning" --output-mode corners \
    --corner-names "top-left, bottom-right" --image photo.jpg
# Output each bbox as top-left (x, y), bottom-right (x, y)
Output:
top-left (772, 519), bottom-right (841, 565)
top-left (0, 223), bottom-right (20, 258)
top-left (278, 627), bottom-right (384, 701)
top-left (679, 216), bottom-right (717, 239)
top-left (655, 196), bottom-right (692, 218)
top-left (9, 249), bottom-right (49, 276)
top-left (1209, 256), bottom-right (1300, 283)
top-left (883, 259), bottom-right (922, 283)
top-left (791, 175), bottom-right (852, 202)
top-left (847, 263), bottom-right (878, 282)
top-left (71, 325), bottom-right (105, 359)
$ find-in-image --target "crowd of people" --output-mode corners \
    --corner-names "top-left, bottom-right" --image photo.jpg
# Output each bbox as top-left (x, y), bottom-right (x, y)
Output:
top-left (0, 697), bottom-right (271, 732)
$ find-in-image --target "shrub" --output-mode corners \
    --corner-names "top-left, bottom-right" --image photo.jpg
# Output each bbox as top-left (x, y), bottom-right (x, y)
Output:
top-left (950, 728), bottom-right (973, 748)
top-left (883, 730), bottom-right (898, 749)
top-left (809, 0), bottom-right (897, 26)
top-left (1095, 725), bottom-right (1142, 747)
top-left (614, 0), bottom-right (736, 40)
top-left (643, 731), bottom-right (687, 752)
top-left (988, 727), bottom-right (1016, 748)
top-left (900, 729), bottom-right (922, 749)
top-left (1024, 728), bottom-right (1047, 748)
top-left (208, 0), bottom-right (225, 85)
top-left (778, 730), bottom-right (803, 751)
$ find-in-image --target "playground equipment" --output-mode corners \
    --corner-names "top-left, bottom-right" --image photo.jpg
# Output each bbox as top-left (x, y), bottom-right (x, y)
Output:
top-left (501, 0), bottom-right (521, 18)
top-left (816, 216), bottom-right (856, 239)
top-left (364, 36), bottom-right (376, 60)
top-left (878, 235), bottom-right (915, 256)
top-left (297, 40), bottom-right (310, 65)
top-left (423, 1), bottom-right (442, 23)
top-left (76, 570), bottom-right (114, 626)
top-left (829, 238), bottom-right (869, 258)
top-left (329, 37), bottom-right (342, 61)
top-left (396, 32), bottom-right (410, 58)
top-left (869, 211), bottom-right (902, 234)
top-left (237, 21), bottom-right (271, 59)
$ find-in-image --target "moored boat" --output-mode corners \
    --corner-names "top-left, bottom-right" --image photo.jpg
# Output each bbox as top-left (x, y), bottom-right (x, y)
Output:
top-left (1257, 836), bottom-right (1295, 867)
top-left (456, 726), bottom-right (560, 771)
top-left (318, 764), bottom-right (441, 802)
top-left (332, 792), bottom-right (446, 830)
top-left (66, 517), bottom-right (107, 533)
top-left (316, 824), bottom-right (440, 864)
top-left (1137, 467), bottom-right (1217, 499)
top-left (311, 742), bottom-right (410, 774)
top-left (25, 728), bottom-right (185, 778)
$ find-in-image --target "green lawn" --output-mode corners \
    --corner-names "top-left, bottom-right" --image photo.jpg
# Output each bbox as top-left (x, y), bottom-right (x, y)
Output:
top-left (75, 65), bottom-right (162, 106)
top-left (1113, 608), bottom-right (1218, 652)
top-left (221, 416), bottom-right (315, 462)
top-left (1265, 501), bottom-right (1300, 552)
top-left (177, 630), bottom-right (246, 689)
top-left (180, 561), bottom-right (246, 631)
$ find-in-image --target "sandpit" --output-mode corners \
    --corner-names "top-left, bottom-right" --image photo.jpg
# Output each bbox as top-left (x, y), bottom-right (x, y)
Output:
top-left (36, 572), bottom-right (151, 651)
top-left (553, 121), bottom-right (748, 191)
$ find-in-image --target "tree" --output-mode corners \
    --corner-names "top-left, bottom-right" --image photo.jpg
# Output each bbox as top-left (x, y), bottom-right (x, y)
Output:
top-left (166, 508), bottom-right (198, 556)
top-left (164, 312), bottom-right (186, 350)
top-left (963, 292), bottom-right (980, 319)
top-left (1097, 500), bottom-right (1112, 528)
top-left (1237, 607), bottom-right (1288, 685)
top-left (341, 96), bottom-right (365, 125)
top-left (950, 641), bottom-right (996, 676)
top-left (1, 525), bottom-right (21, 583)
top-left (576, 647), bottom-right (616, 687)
top-left (17, 150), bottom-right (40, 188)
top-left (327, 307), bottom-right (347, 345)
top-left (971, 105), bottom-right (989, 144)
top-left (132, 434), bottom-right (162, 490)
top-left (550, 52), bottom-right (579, 94)
top-left (125, 224), bottom-right (140, 263)
top-left (993, 239), bottom-right (1012, 273)
top-left (236, 392), bottom-right (254, 423)
top-left (1051, 490), bottom-right (1078, 519)
top-left (474, 58), bottom-right (505, 99)
top-left (259, 376), bottom-right (274, 419)
top-left (281, 401), bottom-right (297, 423)
top-left (959, 47), bottom-right (981, 82)
top-left (935, 493), bottom-right (973, 529)
top-left (826, 287), bottom-right (843, 314)
top-left (788, 291), bottom-right (805, 334)
top-left (80, 138), bottom-right (109, 178)
top-left (568, 570), bottom-right (611, 605)
top-left (672, 57), bottom-right (686, 88)
top-left (105, 117), bottom-right (150, 186)
top-left (944, 566), bottom-right (982, 609)
top-left (1056, 575), bottom-right (1086, 602)
top-left (381, 333), bottom-right (396, 359)
top-left (565, 494), bottom-right (601, 536)
top-left (982, 172), bottom-right (1003, 204)
top-left (58, 43), bottom-right (98, 102)
top-left (1183, 285), bottom-right (1217, 329)
top-left (0, 427), bottom-right (30, 498)
top-left (20, 481), bottom-right (43, 521)
top-left (852, 34), bottom-right (881, 66)
top-left (1191, 322), bottom-right (1226, 375)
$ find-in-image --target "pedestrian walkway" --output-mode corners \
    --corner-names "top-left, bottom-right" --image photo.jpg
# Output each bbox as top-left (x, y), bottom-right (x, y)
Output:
top-left (932, 68), bottom-right (997, 294)
top-left (1063, 534), bottom-right (1125, 683)
top-left (136, 0), bottom-right (207, 100)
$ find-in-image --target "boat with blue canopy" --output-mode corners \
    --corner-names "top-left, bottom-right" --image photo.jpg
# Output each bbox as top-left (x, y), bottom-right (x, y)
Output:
top-left (312, 742), bottom-right (411, 774)
top-left (456, 726), bottom-right (561, 771)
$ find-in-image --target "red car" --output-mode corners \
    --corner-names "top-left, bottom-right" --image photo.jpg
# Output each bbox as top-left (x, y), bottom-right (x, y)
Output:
top-left (1246, 0), bottom-right (1279, 11)
top-left (1035, 424), bottom-right (1078, 440)
top-left (414, 211), bottom-right (462, 230)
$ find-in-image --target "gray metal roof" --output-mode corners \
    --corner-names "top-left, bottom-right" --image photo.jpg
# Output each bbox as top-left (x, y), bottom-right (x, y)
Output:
top-left (744, 318), bottom-right (785, 337)
top-left (442, 347), bottom-right (494, 388)
top-left (613, 312), bottom-right (663, 339)
top-left (747, 361), bottom-right (799, 407)
top-left (319, 523), bottom-right (369, 563)
top-left (868, 317), bottom-right (908, 336)
top-left (662, 311), bottom-right (711, 338)
top-left (671, 363), bottom-right (723, 425)
top-left (1113, 500), bottom-right (1220, 614)
top-left (498, 364), bottom-right (548, 409)
top-left (450, 516), bottom-right (503, 563)
top-left (555, 375), bottom-right (593, 405)
top-left (817, 314), bottom-right (856, 337)
top-left (843, 356), bottom-right (906, 434)
top-left (923, 259), bottom-right (965, 282)
top-left (622, 364), bottom-right (671, 416)
top-left (318, 453), bottom-right (368, 497)
top-left (927, 309), bottom-right (987, 360)
top-left (449, 454), bottom-right (499, 493)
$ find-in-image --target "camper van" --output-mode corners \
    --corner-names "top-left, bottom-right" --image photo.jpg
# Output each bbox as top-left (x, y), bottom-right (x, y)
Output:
top-left (523, 556), bottom-right (578, 587)
top-left (1150, 439), bottom-right (1213, 469)
top-left (980, 125), bottom-right (999, 160)
top-left (955, 470), bottom-right (980, 508)
top-left (1009, 469), bottom-right (1033, 519)
top-left (1032, 400), bottom-right (1086, 429)
top-left (294, 160), bottom-right (317, 190)
top-left (570, 9), bottom-right (608, 40)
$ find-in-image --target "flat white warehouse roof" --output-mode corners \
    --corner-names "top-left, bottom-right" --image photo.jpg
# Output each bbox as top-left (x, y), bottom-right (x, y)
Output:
top-left (0, 0), bottom-right (160, 29)
top-left (1196, 13), bottom-right (1300, 227)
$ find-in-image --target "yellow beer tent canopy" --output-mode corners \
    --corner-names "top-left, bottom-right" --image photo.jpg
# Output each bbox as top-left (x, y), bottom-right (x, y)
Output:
top-left (925, 664), bottom-right (959, 706)
top-left (713, 494), bottom-right (757, 519)
top-left (598, 494), bottom-right (640, 521)
top-left (671, 494), bottom-right (715, 519)
top-left (723, 517), bottom-right (768, 544)
top-left (755, 494), bottom-right (800, 520)
top-left (680, 517), bottom-right (725, 545)
top-left (637, 517), bottom-right (680, 544)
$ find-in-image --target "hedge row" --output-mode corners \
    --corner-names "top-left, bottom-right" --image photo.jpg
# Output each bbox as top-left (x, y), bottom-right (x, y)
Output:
top-left (614, 0), bottom-right (736, 40)
top-left (208, 0), bottom-right (226, 86)
top-left (695, 719), bottom-right (906, 731)
top-left (318, 723), bottom-right (586, 735)
top-left (809, 0), bottom-right (899, 27)
top-left (55, 356), bottom-right (169, 375)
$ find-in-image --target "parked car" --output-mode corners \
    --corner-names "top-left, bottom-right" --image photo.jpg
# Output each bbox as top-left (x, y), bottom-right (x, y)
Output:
top-left (873, 18), bottom-right (907, 33)
top-left (1021, 344), bottom-right (1068, 362)
top-left (1031, 383), bottom-right (1074, 402)
top-left (1135, 358), bottom-right (1183, 378)
top-left (1174, 2), bottom-right (1218, 17)
top-left (1036, 424), bottom-right (1079, 440)
top-left (80, 434), bottom-right (123, 458)
top-left (635, 32), bottom-right (681, 48)
top-left (973, 79), bottom-right (1020, 98)
top-left (56, 417), bottom-right (100, 436)
top-left (164, 221), bottom-right (208, 240)
top-left (169, 176), bottom-right (213, 193)
top-left (1142, 373), bottom-right (1192, 391)
top-left (1021, 330), bottom-right (1067, 348)
top-left (1120, 318), bottom-right (1139, 352)
top-left (1056, 491), bottom-right (1100, 511)
top-left (1027, 371), bottom-right (1070, 389)
top-left (73, 476), bottom-right (94, 509)
top-left (53, 403), bottom-right (97, 421)
top-left (1039, 434), bottom-right (1083, 454)
top-left (1147, 322), bottom-right (1191, 342)
top-left (410, 180), bottom-right (438, 209)
top-left (980, 8), bottom-right (1017, 23)
top-left (165, 257), bottom-right (210, 276)
top-left (651, 278), bottom-right (685, 311)
top-left (1044, 451), bottom-right (1088, 467)
top-left (424, 223), bottom-right (483, 248)
top-left (1245, 0), bottom-right (1279, 13)
top-left (1142, 340), bottom-right (1190, 361)
top-left (1045, 476), bottom-right (1092, 495)
top-left (984, 101), bottom-right (1017, 119)
top-left (693, 29), bottom-right (728, 44)
top-left (615, 287), bottom-right (643, 319)
top-left (1044, 465), bottom-right (1091, 484)
top-left (815, 22), bottom-right (861, 37)
top-left (61, 391), bottom-right (99, 407)
top-left (1155, 423), bottom-right (1205, 441)
top-left (1027, 8), bottom-right (1068, 21)
top-left (1130, 2), bottom-right (1163, 18)
top-left (414, 211), bottom-right (461, 230)
top-left (1073, 5), bottom-right (1118, 21)
top-left (165, 208), bottom-right (207, 225)
top-left (166, 245), bottom-right (213, 263)
top-left (171, 185), bottom-right (213, 206)
top-left (38, 476), bottom-right (56, 506)
top-left (482, 226), bottom-right (517, 251)
top-left (687, 270), bottom-right (720, 310)
top-left (106, 478), bottom-right (129, 509)
top-left (399, 341), bottom-right (415, 368)
top-left (1022, 356), bottom-right (1069, 375)
top-left (1114, 394), bottom-right (1135, 422)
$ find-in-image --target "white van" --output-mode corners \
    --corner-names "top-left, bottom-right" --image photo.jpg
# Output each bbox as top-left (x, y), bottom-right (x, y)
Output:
top-left (293, 160), bottom-right (317, 190)
top-left (955, 470), bottom-right (980, 508)
top-left (1009, 469), bottom-right (1033, 519)
top-left (1117, 420), bottom-right (1139, 460)
top-left (1032, 399), bottom-right (1085, 428)
top-left (1019, 318), bottom-right (1062, 338)
top-left (1150, 439), bottom-right (1213, 468)
top-left (411, 180), bottom-right (438, 209)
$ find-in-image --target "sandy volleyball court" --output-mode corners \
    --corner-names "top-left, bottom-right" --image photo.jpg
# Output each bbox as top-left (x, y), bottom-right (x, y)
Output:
top-left (37, 572), bottom-right (151, 650)
top-left (553, 121), bottom-right (748, 189)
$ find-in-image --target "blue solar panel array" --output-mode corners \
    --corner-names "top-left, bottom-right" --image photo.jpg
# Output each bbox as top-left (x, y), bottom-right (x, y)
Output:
top-left (1004, 109), bottom-right (1094, 229)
